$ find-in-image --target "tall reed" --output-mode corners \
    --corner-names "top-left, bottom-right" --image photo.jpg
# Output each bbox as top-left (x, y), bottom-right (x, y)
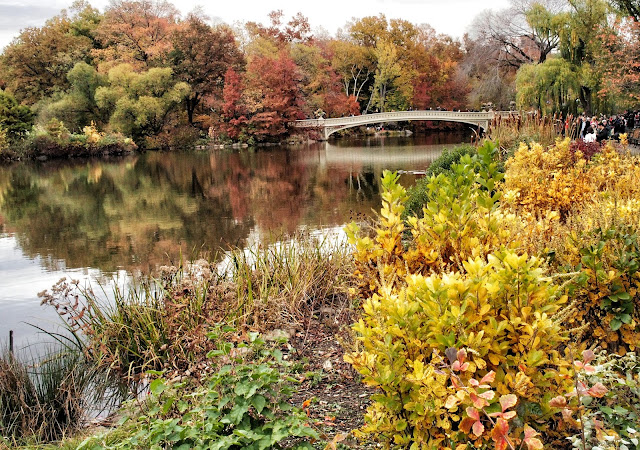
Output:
top-left (224, 233), bottom-right (354, 328)
top-left (486, 111), bottom-right (564, 152)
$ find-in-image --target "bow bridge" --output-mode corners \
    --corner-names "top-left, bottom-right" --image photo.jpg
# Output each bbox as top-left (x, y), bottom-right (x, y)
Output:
top-left (293, 110), bottom-right (514, 140)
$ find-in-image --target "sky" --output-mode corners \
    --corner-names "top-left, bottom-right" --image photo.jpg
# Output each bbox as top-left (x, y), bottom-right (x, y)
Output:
top-left (0, 0), bottom-right (512, 51)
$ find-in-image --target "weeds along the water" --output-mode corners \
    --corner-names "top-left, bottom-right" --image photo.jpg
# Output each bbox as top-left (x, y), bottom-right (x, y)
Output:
top-left (486, 111), bottom-right (563, 152)
top-left (38, 233), bottom-right (356, 385)
top-left (223, 232), bottom-right (355, 329)
top-left (0, 346), bottom-right (115, 447)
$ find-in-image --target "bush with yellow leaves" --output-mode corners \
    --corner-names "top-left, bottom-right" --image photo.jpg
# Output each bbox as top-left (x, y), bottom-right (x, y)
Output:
top-left (82, 121), bottom-right (105, 144)
top-left (501, 139), bottom-right (640, 353)
top-left (345, 168), bottom-right (572, 448)
top-left (346, 141), bottom-right (509, 299)
top-left (0, 127), bottom-right (8, 154)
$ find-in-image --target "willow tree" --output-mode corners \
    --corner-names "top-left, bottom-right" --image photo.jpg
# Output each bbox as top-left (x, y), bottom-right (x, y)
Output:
top-left (95, 64), bottom-right (189, 141)
top-left (516, 57), bottom-right (579, 114)
top-left (558, 0), bottom-right (612, 114)
top-left (39, 62), bottom-right (108, 131)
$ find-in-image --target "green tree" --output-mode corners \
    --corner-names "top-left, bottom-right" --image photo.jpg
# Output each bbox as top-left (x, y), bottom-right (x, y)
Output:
top-left (558, 0), bottom-right (612, 114)
top-left (609, 0), bottom-right (640, 20)
top-left (371, 40), bottom-right (413, 111)
top-left (39, 62), bottom-right (108, 131)
top-left (95, 64), bottom-right (189, 142)
top-left (0, 89), bottom-right (34, 140)
top-left (516, 57), bottom-right (579, 114)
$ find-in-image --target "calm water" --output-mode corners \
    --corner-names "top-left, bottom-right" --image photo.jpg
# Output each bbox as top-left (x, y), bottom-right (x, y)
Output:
top-left (0, 133), bottom-right (468, 348)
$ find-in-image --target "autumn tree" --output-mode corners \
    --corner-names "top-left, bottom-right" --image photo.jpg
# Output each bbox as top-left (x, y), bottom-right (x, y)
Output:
top-left (596, 17), bottom-right (640, 107)
top-left (243, 51), bottom-right (305, 141)
top-left (291, 41), bottom-right (359, 118)
top-left (0, 2), bottom-right (100, 104)
top-left (245, 10), bottom-right (313, 47)
top-left (410, 25), bottom-right (468, 110)
top-left (94, 0), bottom-right (179, 68)
top-left (344, 15), bottom-right (419, 112)
top-left (221, 68), bottom-right (248, 140)
top-left (328, 39), bottom-right (375, 110)
top-left (371, 40), bottom-right (413, 111)
top-left (168, 16), bottom-right (244, 125)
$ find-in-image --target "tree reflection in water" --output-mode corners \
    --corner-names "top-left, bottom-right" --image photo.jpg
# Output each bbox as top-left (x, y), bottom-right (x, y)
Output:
top-left (0, 133), bottom-right (467, 275)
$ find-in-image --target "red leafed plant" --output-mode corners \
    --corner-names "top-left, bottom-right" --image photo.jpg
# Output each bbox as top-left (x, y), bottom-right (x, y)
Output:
top-left (444, 348), bottom-right (544, 450)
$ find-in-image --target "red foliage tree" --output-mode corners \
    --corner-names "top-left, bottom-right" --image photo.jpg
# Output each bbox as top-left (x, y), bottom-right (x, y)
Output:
top-left (169, 16), bottom-right (244, 125)
top-left (221, 68), bottom-right (248, 140)
top-left (245, 52), bottom-right (305, 140)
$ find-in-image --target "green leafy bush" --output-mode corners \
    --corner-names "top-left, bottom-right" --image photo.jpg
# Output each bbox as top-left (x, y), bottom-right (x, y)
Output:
top-left (78, 331), bottom-right (318, 449)
top-left (404, 143), bottom-right (502, 218)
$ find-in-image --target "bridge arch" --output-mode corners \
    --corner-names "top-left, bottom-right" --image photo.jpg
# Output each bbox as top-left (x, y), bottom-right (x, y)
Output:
top-left (292, 110), bottom-right (509, 140)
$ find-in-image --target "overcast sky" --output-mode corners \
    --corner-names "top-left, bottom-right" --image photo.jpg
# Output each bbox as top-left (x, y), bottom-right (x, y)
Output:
top-left (0, 0), bottom-right (511, 51)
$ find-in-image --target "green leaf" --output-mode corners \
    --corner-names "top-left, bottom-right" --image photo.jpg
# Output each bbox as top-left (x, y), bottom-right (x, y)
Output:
top-left (162, 397), bottom-right (175, 415)
top-left (611, 318), bottom-right (623, 331)
top-left (252, 395), bottom-right (267, 414)
top-left (150, 378), bottom-right (166, 396)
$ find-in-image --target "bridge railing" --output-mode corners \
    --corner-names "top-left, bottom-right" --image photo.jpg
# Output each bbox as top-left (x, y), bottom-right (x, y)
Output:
top-left (293, 110), bottom-right (517, 127)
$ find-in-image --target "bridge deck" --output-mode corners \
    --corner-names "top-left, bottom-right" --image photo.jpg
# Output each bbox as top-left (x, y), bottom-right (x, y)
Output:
top-left (294, 110), bottom-right (508, 128)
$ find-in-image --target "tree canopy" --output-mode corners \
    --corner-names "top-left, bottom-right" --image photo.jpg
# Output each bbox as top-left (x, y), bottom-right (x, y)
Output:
top-left (1, 0), bottom-right (639, 147)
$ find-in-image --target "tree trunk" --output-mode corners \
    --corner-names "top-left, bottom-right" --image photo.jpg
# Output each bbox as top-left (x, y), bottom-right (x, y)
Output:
top-left (186, 94), bottom-right (200, 125)
top-left (579, 85), bottom-right (592, 116)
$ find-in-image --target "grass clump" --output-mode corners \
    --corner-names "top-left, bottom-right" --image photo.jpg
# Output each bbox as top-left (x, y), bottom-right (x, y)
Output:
top-left (0, 347), bottom-right (112, 447)
top-left (486, 111), bottom-right (562, 153)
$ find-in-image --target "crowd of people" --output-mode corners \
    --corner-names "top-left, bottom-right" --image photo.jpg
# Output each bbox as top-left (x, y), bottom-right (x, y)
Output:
top-left (566, 111), bottom-right (639, 142)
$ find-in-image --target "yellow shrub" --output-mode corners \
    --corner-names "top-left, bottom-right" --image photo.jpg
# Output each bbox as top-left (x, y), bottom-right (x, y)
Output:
top-left (82, 121), bottom-right (104, 144)
top-left (503, 141), bottom-right (640, 353)
top-left (346, 142), bottom-right (511, 299)
top-left (345, 249), bottom-right (570, 447)
top-left (0, 127), bottom-right (8, 154)
top-left (502, 138), bottom-right (593, 219)
top-left (345, 168), bottom-right (571, 447)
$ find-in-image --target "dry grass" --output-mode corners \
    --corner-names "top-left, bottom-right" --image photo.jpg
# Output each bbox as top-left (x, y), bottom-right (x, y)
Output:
top-left (0, 348), bottom-right (112, 446)
top-left (39, 233), bottom-right (357, 385)
top-left (486, 111), bottom-right (563, 153)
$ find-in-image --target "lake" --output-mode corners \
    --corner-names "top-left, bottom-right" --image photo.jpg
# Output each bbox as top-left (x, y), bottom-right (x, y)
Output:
top-left (0, 132), bottom-right (469, 349)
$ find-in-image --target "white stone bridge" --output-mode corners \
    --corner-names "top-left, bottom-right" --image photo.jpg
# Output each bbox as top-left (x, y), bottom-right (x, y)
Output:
top-left (293, 110), bottom-right (516, 140)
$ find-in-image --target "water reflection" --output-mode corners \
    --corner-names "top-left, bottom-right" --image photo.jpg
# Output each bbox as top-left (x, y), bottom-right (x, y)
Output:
top-left (0, 133), bottom-right (468, 346)
top-left (0, 134), bottom-right (466, 273)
